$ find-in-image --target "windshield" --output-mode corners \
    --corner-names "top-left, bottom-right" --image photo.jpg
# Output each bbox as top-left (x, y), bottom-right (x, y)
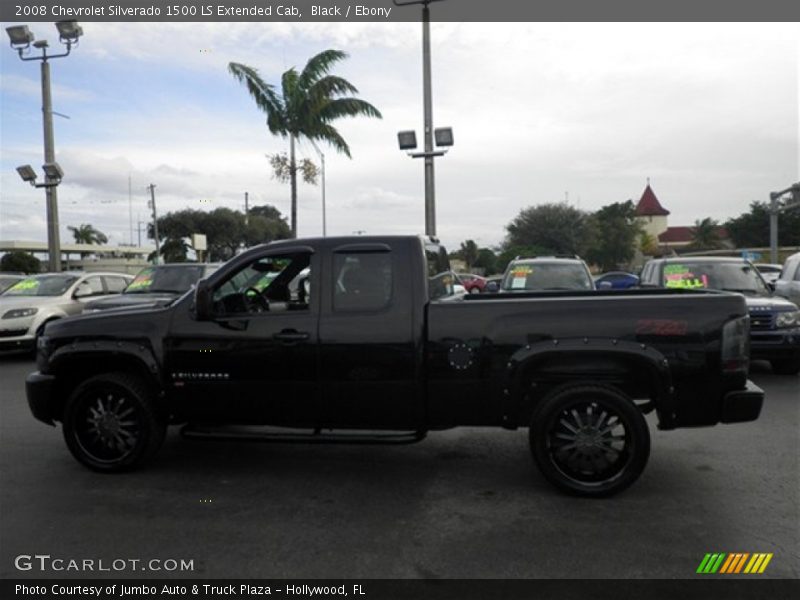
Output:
top-left (502, 262), bottom-right (593, 291)
top-left (125, 265), bottom-right (206, 294)
top-left (4, 275), bottom-right (78, 297)
top-left (662, 262), bottom-right (770, 296)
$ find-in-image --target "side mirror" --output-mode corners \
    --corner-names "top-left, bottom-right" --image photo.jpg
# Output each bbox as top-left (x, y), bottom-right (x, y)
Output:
top-left (194, 279), bottom-right (213, 321)
top-left (486, 281), bottom-right (499, 293)
top-left (767, 282), bottom-right (776, 293)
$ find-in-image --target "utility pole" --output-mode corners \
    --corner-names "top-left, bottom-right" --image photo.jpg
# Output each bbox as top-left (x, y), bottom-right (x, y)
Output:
top-left (244, 191), bottom-right (249, 226)
top-left (147, 184), bottom-right (160, 264)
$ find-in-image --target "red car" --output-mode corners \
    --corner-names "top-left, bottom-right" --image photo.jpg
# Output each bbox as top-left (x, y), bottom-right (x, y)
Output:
top-left (457, 273), bottom-right (488, 294)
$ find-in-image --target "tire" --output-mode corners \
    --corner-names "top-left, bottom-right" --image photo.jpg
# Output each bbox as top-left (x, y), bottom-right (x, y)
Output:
top-left (62, 372), bottom-right (166, 472)
top-left (770, 359), bottom-right (800, 375)
top-left (529, 384), bottom-right (650, 497)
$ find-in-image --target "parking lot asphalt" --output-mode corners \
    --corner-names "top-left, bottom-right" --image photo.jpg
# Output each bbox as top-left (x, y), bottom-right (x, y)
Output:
top-left (0, 356), bottom-right (797, 580)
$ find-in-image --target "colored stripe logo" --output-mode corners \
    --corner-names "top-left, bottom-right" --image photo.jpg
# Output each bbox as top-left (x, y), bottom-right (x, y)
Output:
top-left (697, 553), bottom-right (773, 574)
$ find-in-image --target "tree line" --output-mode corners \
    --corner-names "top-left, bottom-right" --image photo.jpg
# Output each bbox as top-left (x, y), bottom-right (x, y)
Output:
top-left (452, 200), bottom-right (800, 275)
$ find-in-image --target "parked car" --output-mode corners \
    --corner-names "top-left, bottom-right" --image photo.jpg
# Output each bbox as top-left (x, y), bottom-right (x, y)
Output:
top-left (500, 256), bottom-right (595, 292)
top-left (0, 273), bottom-right (25, 294)
top-left (0, 271), bottom-right (133, 353)
top-left (84, 263), bottom-right (220, 312)
top-left (484, 276), bottom-right (503, 293)
top-left (754, 263), bottom-right (783, 286)
top-left (28, 236), bottom-right (763, 497)
top-left (594, 271), bottom-right (640, 290)
top-left (774, 252), bottom-right (800, 307)
top-left (457, 273), bottom-right (488, 294)
top-left (640, 256), bottom-right (800, 375)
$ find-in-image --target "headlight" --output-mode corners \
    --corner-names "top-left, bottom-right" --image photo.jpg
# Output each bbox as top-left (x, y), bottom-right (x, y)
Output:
top-left (2, 308), bottom-right (38, 319)
top-left (776, 310), bottom-right (800, 328)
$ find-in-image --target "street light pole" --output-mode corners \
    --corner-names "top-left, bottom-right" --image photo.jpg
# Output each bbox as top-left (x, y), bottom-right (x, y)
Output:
top-left (308, 139), bottom-right (327, 237)
top-left (6, 22), bottom-right (83, 272)
top-left (40, 56), bottom-right (62, 272)
top-left (422, 3), bottom-right (436, 237)
top-left (769, 183), bottom-right (800, 264)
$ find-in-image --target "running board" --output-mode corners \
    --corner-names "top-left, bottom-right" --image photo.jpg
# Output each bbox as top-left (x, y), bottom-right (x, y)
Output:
top-left (181, 424), bottom-right (427, 445)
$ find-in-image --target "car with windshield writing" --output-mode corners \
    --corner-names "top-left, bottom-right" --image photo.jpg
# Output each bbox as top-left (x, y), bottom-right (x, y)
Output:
top-left (501, 256), bottom-right (595, 292)
top-left (27, 236), bottom-right (764, 497)
top-left (84, 263), bottom-right (220, 313)
top-left (640, 256), bottom-right (800, 375)
top-left (0, 271), bottom-right (133, 353)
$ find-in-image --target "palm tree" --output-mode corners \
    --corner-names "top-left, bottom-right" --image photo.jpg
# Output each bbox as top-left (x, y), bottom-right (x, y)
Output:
top-left (229, 50), bottom-right (382, 237)
top-left (68, 224), bottom-right (108, 245)
top-left (691, 217), bottom-right (722, 250)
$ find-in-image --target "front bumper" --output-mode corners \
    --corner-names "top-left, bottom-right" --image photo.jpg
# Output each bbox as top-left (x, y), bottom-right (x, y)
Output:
top-left (26, 371), bottom-right (57, 426)
top-left (720, 380), bottom-right (764, 424)
top-left (0, 317), bottom-right (36, 352)
top-left (750, 327), bottom-right (800, 361)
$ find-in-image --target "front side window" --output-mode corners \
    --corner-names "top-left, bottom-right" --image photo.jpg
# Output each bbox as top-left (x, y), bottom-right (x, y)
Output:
top-left (211, 253), bottom-right (311, 315)
top-left (333, 252), bottom-right (392, 311)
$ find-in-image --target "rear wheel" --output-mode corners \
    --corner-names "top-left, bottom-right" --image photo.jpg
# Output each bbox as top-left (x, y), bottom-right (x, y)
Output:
top-left (770, 359), bottom-right (800, 375)
top-left (529, 384), bottom-right (650, 497)
top-left (63, 372), bottom-right (166, 472)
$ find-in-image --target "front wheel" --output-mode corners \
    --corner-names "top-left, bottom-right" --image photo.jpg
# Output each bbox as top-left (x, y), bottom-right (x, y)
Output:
top-left (529, 384), bottom-right (650, 497)
top-left (63, 372), bottom-right (166, 472)
top-left (770, 359), bottom-right (800, 376)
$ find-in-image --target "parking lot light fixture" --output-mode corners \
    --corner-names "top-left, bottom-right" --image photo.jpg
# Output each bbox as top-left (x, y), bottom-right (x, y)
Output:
top-left (42, 162), bottom-right (64, 182)
top-left (16, 164), bottom-right (37, 183)
top-left (5, 25), bottom-right (34, 48)
top-left (434, 127), bottom-right (454, 147)
top-left (398, 130), bottom-right (418, 151)
top-left (55, 21), bottom-right (83, 44)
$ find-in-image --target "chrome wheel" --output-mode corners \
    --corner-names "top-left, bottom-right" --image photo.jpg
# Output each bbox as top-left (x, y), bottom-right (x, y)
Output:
top-left (63, 372), bottom-right (165, 471)
top-left (547, 401), bottom-right (631, 484)
top-left (530, 384), bottom-right (650, 496)
top-left (75, 391), bottom-right (141, 464)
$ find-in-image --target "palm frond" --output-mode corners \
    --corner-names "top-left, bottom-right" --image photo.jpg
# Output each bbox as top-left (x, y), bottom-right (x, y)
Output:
top-left (298, 50), bottom-right (348, 89)
top-left (317, 98), bottom-right (382, 122)
top-left (228, 62), bottom-right (285, 131)
top-left (307, 123), bottom-right (351, 157)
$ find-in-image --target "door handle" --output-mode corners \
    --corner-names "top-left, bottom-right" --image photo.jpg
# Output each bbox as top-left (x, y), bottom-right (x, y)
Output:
top-left (273, 330), bottom-right (310, 343)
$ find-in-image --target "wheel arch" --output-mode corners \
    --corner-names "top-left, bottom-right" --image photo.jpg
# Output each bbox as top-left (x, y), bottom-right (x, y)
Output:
top-left (503, 338), bottom-right (676, 429)
top-left (48, 341), bottom-right (162, 421)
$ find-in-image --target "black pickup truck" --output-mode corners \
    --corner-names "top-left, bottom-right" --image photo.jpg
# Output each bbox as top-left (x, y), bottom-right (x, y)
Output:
top-left (26, 236), bottom-right (764, 496)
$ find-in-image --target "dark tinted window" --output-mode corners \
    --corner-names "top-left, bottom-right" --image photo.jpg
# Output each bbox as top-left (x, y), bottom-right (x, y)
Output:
top-left (333, 252), bottom-right (392, 311)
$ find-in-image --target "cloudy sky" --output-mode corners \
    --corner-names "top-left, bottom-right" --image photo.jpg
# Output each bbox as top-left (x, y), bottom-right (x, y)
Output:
top-left (1, 22), bottom-right (798, 252)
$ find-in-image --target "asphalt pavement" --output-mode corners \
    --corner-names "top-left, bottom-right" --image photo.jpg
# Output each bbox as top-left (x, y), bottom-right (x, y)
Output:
top-left (0, 357), bottom-right (797, 579)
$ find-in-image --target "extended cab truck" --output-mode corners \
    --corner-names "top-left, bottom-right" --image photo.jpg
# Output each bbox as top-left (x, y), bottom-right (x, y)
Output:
top-left (26, 236), bottom-right (764, 497)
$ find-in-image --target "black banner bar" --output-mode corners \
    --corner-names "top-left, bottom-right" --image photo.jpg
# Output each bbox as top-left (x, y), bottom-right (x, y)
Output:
top-left (3, 0), bottom-right (800, 23)
top-left (3, 579), bottom-right (800, 600)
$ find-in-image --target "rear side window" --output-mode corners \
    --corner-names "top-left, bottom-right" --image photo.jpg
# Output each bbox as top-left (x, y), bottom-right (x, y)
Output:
top-left (333, 252), bottom-right (393, 312)
top-left (104, 276), bottom-right (129, 293)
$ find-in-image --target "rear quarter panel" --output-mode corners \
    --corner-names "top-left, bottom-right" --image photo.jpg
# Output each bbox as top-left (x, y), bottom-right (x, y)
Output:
top-left (426, 290), bottom-right (748, 429)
